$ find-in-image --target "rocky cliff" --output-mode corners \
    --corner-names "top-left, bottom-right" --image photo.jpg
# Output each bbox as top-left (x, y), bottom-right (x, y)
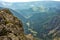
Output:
top-left (0, 8), bottom-right (28, 40)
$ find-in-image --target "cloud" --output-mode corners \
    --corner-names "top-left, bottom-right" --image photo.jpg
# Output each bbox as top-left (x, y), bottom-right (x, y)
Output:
top-left (0, 0), bottom-right (60, 2)
top-left (54, 0), bottom-right (60, 1)
top-left (1, 0), bottom-right (39, 2)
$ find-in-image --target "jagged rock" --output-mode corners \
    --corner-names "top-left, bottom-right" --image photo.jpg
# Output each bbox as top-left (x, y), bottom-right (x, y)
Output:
top-left (0, 9), bottom-right (27, 40)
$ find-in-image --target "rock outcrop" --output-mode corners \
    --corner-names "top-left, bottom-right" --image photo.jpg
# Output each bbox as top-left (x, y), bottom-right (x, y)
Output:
top-left (0, 9), bottom-right (27, 40)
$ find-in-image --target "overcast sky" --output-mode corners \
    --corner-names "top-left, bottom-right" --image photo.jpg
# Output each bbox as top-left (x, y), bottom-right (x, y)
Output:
top-left (0, 0), bottom-right (60, 2)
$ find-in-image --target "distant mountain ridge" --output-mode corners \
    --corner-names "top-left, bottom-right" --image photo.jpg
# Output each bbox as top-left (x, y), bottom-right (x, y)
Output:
top-left (0, 1), bottom-right (60, 40)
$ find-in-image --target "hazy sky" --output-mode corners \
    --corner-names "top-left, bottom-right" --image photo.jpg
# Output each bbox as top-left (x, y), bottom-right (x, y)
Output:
top-left (0, 0), bottom-right (60, 2)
